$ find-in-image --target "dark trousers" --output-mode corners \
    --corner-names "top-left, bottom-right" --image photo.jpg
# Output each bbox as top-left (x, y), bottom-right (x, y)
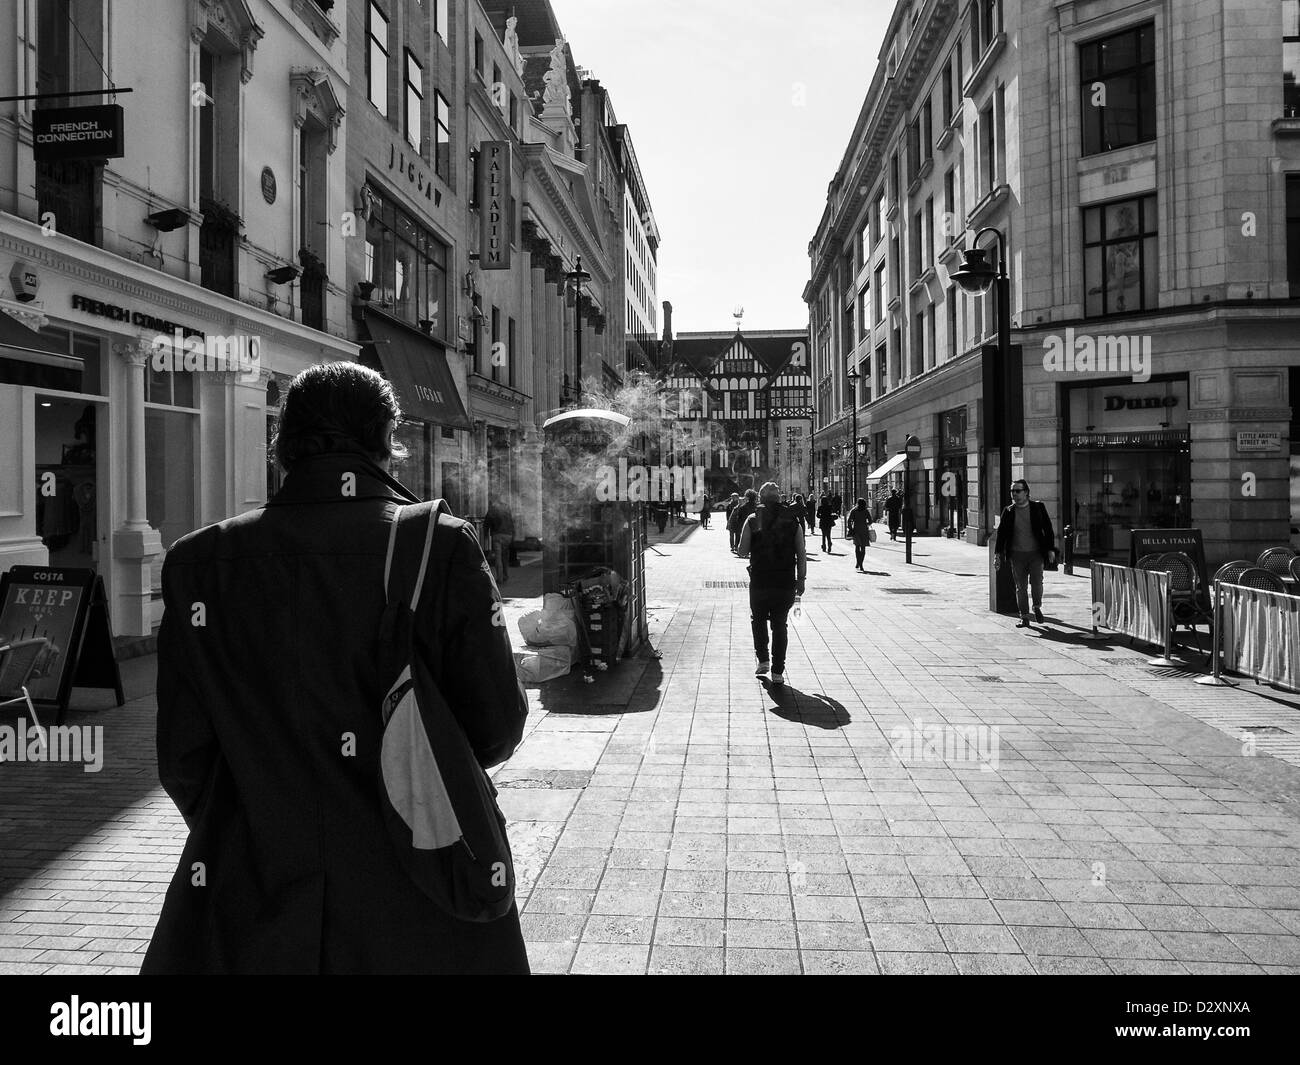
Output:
top-left (887, 515), bottom-right (900, 540)
top-left (750, 585), bottom-right (796, 672)
top-left (854, 544), bottom-right (866, 568)
top-left (729, 527), bottom-right (739, 551)
top-left (820, 525), bottom-right (833, 552)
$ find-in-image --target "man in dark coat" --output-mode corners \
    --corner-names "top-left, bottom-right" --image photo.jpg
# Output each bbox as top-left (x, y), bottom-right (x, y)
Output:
top-left (142, 363), bottom-right (529, 974)
top-left (884, 489), bottom-right (903, 541)
top-left (994, 478), bottom-right (1058, 628)
top-left (738, 482), bottom-right (806, 686)
top-left (728, 489), bottom-right (758, 555)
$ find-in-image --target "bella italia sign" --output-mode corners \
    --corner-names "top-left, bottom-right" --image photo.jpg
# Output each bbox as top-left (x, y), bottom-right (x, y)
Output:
top-left (478, 141), bottom-right (511, 270)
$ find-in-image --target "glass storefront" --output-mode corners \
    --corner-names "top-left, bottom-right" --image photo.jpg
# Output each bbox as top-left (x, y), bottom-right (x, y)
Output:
top-left (1066, 378), bottom-right (1189, 562)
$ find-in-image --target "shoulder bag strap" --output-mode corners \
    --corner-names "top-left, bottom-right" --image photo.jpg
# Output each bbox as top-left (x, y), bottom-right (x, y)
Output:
top-left (384, 500), bottom-right (452, 611)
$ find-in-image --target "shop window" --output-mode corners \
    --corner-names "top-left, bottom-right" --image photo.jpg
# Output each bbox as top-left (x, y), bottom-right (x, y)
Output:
top-left (364, 190), bottom-right (450, 338)
top-left (1083, 194), bottom-right (1158, 316)
top-left (1079, 22), bottom-right (1155, 156)
top-left (391, 420), bottom-right (432, 499)
top-left (0, 325), bottom-right (101, 392)
top-left (145, 386), bottom-right (198, 594)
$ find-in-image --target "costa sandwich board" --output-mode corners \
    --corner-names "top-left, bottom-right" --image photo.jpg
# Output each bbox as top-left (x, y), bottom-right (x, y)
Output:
top-left (0, 566), bottom-right (124, 721)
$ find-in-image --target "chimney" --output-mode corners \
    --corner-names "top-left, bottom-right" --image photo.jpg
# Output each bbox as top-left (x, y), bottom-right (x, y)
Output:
top-left (661, 300), bottom-right (673, 343)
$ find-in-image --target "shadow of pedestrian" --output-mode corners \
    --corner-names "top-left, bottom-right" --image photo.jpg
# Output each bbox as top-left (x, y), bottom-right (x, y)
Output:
top-left (762, 683), bottom-right (851, 730)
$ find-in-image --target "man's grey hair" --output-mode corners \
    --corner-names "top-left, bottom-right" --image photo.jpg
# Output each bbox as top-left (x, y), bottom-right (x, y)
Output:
top-left (759, 481), bottom-right (781, 502)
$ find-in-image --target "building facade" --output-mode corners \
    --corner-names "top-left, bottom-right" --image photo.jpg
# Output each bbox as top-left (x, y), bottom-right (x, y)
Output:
top-left (807, 0), bottom-right (1300, 567)
top-left (1, 0), bottom-right (354, 638)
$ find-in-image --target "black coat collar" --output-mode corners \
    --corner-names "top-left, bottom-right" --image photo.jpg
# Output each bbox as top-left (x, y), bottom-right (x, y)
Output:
top-left (266, 452), bottom-right (422, 508)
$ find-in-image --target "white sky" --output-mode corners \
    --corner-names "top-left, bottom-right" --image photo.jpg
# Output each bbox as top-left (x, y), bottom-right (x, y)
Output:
top-left (552, 0), bottom-right (893, 333)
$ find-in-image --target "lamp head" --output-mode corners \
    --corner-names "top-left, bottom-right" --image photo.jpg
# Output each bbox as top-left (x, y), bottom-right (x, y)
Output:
top-left (950, 246), bottom-right (996, 295)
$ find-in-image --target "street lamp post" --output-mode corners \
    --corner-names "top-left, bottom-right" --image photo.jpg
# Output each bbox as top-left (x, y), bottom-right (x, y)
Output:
top-left (566, 256), bottom-right (592, 405)
top-left (846, 364), bottom-right (859, 532)
top-left (903, 434), bottom-right (921, 565)
top-left (951, 228), bottom-right (1017, 614)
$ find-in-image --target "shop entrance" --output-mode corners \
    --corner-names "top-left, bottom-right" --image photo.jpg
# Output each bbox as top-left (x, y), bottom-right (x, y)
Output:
top-left (34, 395), bottom-right (107, 573)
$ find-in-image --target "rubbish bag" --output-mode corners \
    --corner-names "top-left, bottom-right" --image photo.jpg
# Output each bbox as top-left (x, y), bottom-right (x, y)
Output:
top-left (515, 645), bottom-right (572, 684)
top-left (533, 593), bottom-right (578, 647)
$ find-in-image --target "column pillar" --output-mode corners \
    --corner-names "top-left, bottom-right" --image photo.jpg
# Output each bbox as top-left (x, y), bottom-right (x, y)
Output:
top-left (111, 339), bottom-right (164, 636)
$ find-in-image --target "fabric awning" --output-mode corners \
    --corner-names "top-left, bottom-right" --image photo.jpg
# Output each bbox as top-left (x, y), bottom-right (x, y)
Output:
top-left (359, 312), bottom-right (472, 429)
top-left (865, 452), bottom-right (909, 482)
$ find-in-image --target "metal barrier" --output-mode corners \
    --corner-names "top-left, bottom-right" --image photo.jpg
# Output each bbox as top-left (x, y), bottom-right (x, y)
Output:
top-left (1090, 562), bottom-right (1175, 665)
top-left (1198, 580), bottom-right (1300, 692)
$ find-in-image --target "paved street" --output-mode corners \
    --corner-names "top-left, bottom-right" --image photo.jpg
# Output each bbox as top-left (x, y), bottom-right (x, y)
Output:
top-left (5, 520), bottom-right (1300, 974)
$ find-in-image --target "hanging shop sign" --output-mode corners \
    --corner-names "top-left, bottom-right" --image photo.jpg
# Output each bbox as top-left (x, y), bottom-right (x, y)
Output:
top-left (1236, 431), bottom-right (1282, 453)
top-left (32, 105), bottom-right (124, 162)
top-left (478, 141), bottom-right (512, 270)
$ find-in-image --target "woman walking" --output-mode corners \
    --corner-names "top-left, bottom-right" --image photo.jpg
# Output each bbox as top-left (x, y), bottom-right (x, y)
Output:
top-left (846, 497), bottom-right (874, 571)
top-left (817, 494), bottom-right (837, 553)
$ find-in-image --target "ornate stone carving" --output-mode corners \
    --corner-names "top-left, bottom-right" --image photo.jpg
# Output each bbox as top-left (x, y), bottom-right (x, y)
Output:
top-left (192, 0), bottom-right (264, 83)
top-left (113, 337), bottom-right (154, 367)
top-left (542, 37), bottom-right (571, 118)
top-left (504, 16), bottom-right (525, 78)
top-left (291, 68), bottom-right (344, 153)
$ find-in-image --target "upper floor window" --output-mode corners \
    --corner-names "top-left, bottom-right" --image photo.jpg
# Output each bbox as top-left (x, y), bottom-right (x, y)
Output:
top-left (972, 0), bottom-right (1002, 58)
top-left (1286, 174), bottom-right (1300, 296)
top-left (404, 51), bottom-right (423, 152)
top-left (364, 191), bottom-right (450, 337)
top-left (1083, 195), bottom-right (1157, 316)
top-left (435, 91), bottom-right (450, 179)
top-left (1080, 22), bottom-right (1155, 155)
top-left (474, 31), bottom-right (485, 80)
top-left (433, 0), bottom-right (449, 44)
top-left (367, 2), bottom-right (389, 116)
top-left (1285, 1), bottom-right (1300, 118)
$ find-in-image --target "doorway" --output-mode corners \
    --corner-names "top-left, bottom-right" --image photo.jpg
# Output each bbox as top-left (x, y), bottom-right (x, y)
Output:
top-left (34, 395), bottom-right (107, 573)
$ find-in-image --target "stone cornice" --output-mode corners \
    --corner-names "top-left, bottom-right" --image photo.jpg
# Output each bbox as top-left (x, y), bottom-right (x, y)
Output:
top-left (0, 218), bottom-right (355, 354)
top-left (520, 143), bottom-right (610, 279)
top-left (469, 373), bottom-right (529, 406)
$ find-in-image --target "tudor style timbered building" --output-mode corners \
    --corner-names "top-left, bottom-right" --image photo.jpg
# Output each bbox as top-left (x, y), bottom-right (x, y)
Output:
top-left (661, 327), bottom-right (812, 500)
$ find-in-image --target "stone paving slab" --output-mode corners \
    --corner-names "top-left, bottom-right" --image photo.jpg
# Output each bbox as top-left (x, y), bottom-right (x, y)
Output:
top-left (4, 524), bottom-right (1300, 974)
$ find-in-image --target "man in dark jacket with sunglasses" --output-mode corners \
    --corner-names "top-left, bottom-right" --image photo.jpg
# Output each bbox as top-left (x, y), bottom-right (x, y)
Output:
top-left (994, 478), bottom-right (1057, 628)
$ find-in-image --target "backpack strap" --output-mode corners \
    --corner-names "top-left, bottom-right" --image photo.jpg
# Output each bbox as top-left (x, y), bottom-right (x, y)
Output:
top-left (385, 500), bottom-right (452, 610)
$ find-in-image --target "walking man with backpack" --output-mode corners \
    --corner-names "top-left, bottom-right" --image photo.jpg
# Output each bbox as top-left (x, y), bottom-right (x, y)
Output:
top-left (738, 482), bottom-right (807, 686)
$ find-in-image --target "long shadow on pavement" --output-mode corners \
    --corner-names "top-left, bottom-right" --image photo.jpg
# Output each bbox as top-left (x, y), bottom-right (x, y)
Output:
top-left (761, 681), bottom-right (852, 729)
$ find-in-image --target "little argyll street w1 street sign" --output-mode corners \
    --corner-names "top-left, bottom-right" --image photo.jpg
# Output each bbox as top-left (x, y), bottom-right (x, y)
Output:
top-left (32, 105), bottom-right (124, 162)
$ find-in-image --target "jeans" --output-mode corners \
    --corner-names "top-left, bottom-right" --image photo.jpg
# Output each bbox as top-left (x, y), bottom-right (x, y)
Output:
top-left (854, 544), bottom-right (866, 568)
top-left (729, 527), bottom-right (740, 551)
top-left (1009, 550), bottom-right (1044, 617)
top-left (820, 527), bottom-right (833, 552)
top-left (750, 586), bottom-right (796, 672)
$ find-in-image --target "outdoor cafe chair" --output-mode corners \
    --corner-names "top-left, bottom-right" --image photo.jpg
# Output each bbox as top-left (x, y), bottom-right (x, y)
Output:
top-left (1289, 555), bottom-right (1300, 583)
top-left (1235, 567), bottom-right (1286, 593)
top-left (1257, 546), bottom-right (1298, 579)
top-left (1135, 554), bottom-right (1165, 570)
top-left (0, 637), bottom-right (50, 754)
top-left (1213, 560), bottom-right (1255, 587)
top-left (1157, 552), bottom-right (1212, 660)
